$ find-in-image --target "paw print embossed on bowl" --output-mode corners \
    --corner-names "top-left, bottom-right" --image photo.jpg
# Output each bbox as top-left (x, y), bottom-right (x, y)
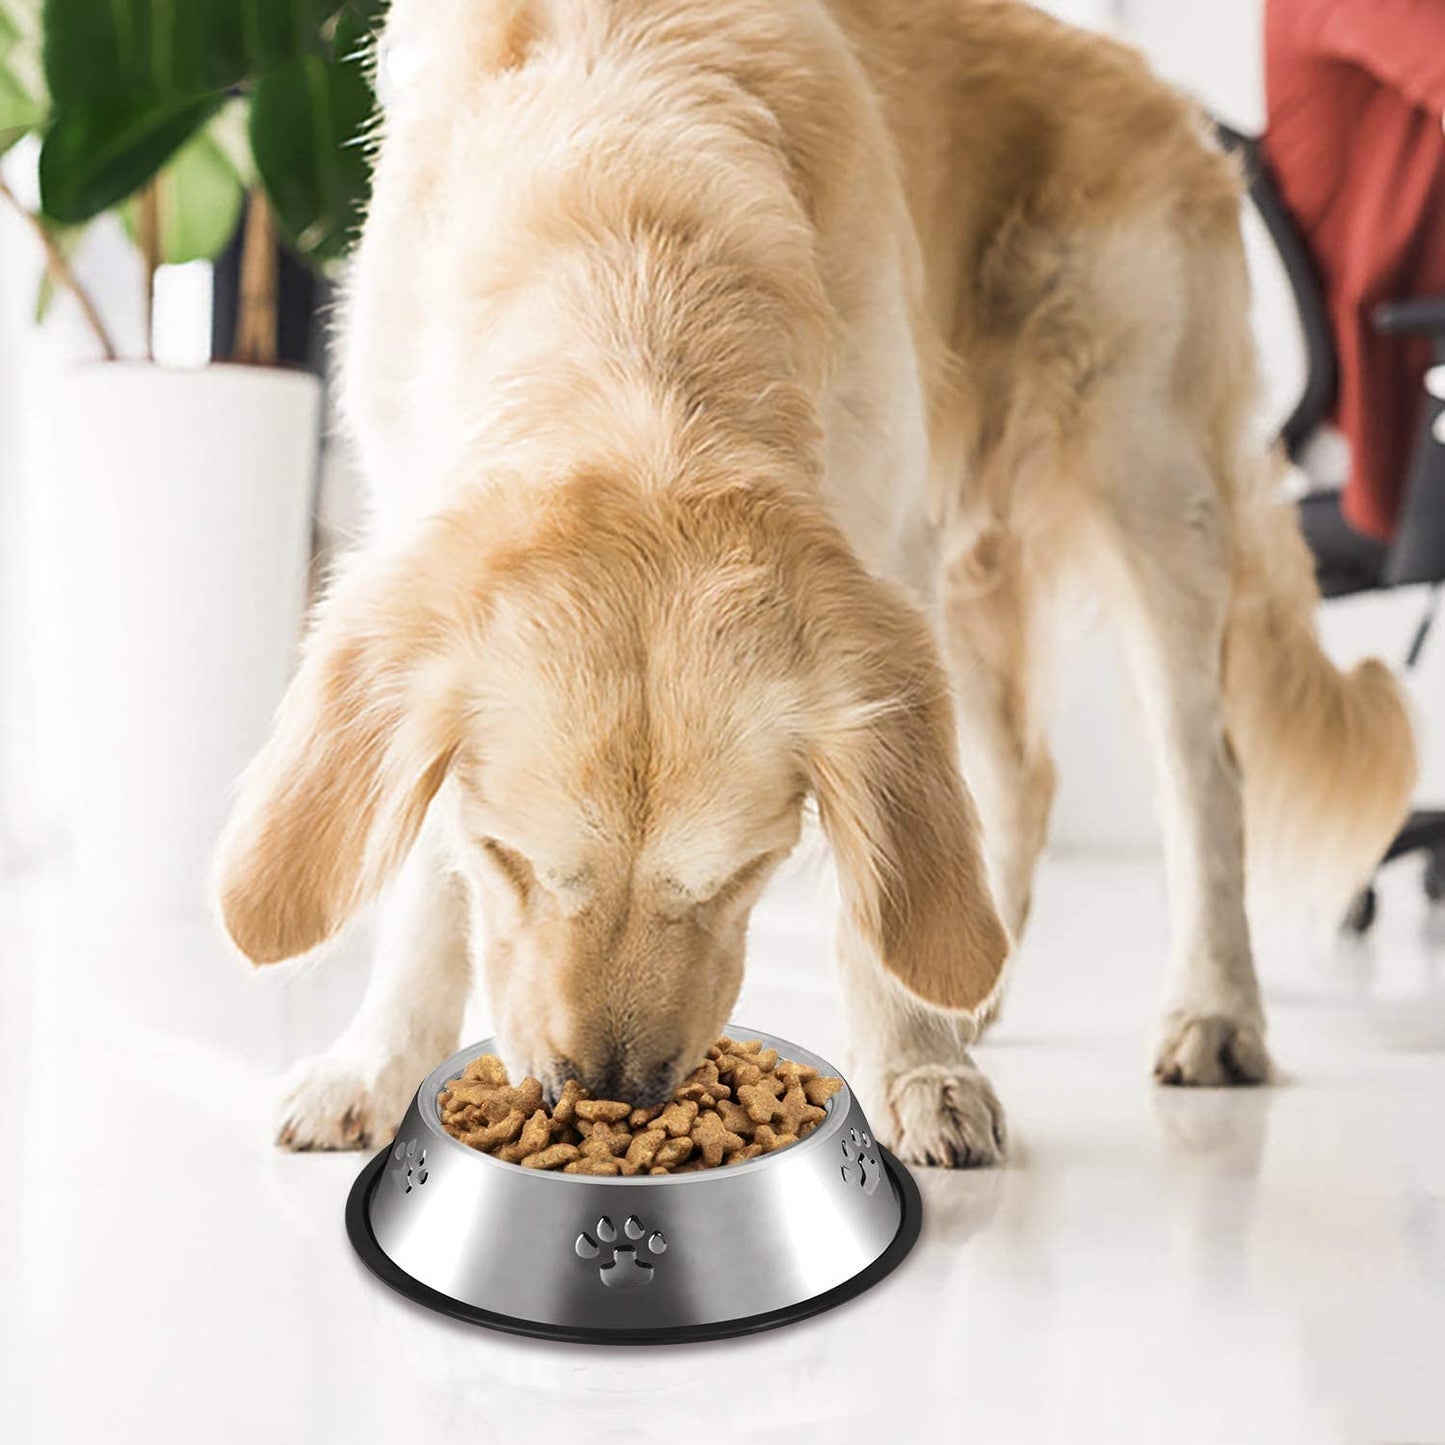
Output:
top-left (350, 1026), bottom-right (921, 1344)
top-left (388, 1138), bottom-right (427, 1194)
top-left (574, 1214), bottom-right (668, 1287)
top-left (840, 1126), bottom-right (882, 1196)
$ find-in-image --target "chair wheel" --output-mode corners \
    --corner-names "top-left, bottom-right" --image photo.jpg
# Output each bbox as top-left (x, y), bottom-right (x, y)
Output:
top-left (1425, 851), bottom-right (1445, 903)
top-left (1343, 886), bottom-right (1377, 934)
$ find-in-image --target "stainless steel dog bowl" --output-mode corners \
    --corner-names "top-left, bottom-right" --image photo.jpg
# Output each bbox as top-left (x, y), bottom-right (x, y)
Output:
top-left (346, 1027), bottom-right (921, 1343)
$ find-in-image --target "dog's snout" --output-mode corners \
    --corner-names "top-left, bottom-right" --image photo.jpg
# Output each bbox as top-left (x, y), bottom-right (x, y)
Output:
top-left (554, 1050), bottom-right (681, 1107)
top-left (626, 1057), bottom-right (684, 1107)
top-left (587, 1056), bottom-right (627, 1103)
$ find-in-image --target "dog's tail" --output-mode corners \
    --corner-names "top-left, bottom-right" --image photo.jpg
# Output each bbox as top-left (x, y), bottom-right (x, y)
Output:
top-left (1222, 477), bottom-right (1416, 921)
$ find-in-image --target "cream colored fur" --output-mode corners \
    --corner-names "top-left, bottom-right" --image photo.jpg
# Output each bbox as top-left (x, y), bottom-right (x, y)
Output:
top-left (215, 0), bottom-right (1414, 1163)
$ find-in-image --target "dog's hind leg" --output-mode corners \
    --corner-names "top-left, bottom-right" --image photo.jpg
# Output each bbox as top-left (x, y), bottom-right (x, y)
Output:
top-left (939, 524), bottom-right (1057, 977)
top-left (275, 810), bottom-right (472, 1149)
top-left (1094, 448), bottom-right (1270, 1087)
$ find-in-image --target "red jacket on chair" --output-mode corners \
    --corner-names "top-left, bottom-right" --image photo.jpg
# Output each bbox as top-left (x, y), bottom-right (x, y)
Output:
top-left (1264, 0), bottom-right (1445, 541)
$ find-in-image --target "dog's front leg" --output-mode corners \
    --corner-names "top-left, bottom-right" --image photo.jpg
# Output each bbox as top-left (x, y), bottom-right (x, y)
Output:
top-left (275, 811), bottom-right (471, 1150)
top-left (839, 927), bottom-right (1007, 1169)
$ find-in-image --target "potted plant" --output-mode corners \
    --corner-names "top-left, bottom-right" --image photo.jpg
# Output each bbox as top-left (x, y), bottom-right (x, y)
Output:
top-left (0, 0), bottom-right (382, 917)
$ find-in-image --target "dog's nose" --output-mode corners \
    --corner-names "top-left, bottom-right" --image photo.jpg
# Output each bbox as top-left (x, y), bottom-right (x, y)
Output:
top-left (559, 1053), bottom-right (679, 1107)
top-left (585, 1057), bottom-right (626, 1102)
top-left (619, 1058), bottom-right (682, 1107)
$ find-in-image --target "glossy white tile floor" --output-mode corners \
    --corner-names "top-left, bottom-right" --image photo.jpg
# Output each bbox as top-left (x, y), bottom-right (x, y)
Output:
top-left (4, 850), bottom-right (1444, 1445)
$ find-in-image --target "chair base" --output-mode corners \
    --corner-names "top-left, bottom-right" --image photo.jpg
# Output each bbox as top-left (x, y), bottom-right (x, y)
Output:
top-left (1343, 809), bottom-right (1445, 934)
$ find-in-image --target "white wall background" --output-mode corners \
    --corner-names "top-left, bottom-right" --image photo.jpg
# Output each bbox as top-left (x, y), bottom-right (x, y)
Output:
top-left (2, 0), bottom-right (1437, 867)
top-left (1117, 0), bottom-right (1265, 128)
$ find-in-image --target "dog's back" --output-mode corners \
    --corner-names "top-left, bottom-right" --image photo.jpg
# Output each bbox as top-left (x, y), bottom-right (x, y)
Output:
top-left (830, 0), bottom-right (1238, 317)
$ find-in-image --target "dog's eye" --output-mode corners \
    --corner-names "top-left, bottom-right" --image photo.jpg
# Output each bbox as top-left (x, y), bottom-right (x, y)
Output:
top-left (704, 852), bottom-right (778, 910)
top-left (481, 838), bottom-right (538, 901)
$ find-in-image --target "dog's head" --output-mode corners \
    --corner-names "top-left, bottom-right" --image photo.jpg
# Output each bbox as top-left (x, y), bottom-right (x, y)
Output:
top-left (215, 475), bottom-right (1007, 1103)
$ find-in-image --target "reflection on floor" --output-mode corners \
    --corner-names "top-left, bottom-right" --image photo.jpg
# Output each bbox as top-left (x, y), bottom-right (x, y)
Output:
top-left (3, 851), bottom-right (1443, 1445)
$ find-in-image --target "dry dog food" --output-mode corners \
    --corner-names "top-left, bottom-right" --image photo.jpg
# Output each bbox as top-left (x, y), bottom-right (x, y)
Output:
top-left (438, 1037), bottom-right (845, 1174)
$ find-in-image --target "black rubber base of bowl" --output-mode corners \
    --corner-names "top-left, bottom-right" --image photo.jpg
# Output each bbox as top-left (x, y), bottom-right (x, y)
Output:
top-left (345, 1143), bottom-right (923, 1346)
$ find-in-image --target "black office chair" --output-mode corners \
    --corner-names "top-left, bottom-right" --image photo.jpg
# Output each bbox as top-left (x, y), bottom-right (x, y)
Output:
top-left (1216, 122), bottom-right (1445, 931)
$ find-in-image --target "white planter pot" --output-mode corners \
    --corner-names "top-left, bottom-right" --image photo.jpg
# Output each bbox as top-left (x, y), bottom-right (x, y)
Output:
top-left (50, 362), bottom-right (320, 919)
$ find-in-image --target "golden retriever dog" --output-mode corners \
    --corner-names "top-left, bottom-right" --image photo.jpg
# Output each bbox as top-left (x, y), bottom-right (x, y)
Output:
top-left (214, 0), bottom-right (1415, 1166)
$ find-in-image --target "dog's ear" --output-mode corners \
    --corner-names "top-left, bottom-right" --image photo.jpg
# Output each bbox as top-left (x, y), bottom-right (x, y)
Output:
top-left (213, 541), bottom-right (465, 965)
top-left (806, 572), bottom-right (1010, 1016)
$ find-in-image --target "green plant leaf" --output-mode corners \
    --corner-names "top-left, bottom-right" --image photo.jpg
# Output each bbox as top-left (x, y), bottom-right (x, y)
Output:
top-left (249, 47), bottom-right (373, 263)
top-left (342, 0), bottom-right (389, 33)
top-left (0, 69), bottom-right (41, 152)
top-left (31, 217), bottom-right (86, 321)
top-left (35, 3), bottom-right (378, 264)
top-left (333, 0), bottom-right (387, 63)
top-left (33, 264), bottom-right (55, 320)
top-left (118, 127), bottom-right (243, 264)
top-left (39, 90), bottom-right (224, 223)
top-left (1, 0), bottom-right (44, 83)
top-left (41, 0), bottom-right (337, 105)
top-left (0, 0), bottom-right (44, 149)
top-left (206, 95), bottom-right (255, 190)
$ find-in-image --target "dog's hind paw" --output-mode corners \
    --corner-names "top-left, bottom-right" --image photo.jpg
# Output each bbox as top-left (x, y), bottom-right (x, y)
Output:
top-left (877, 1064), bottom-right (1007, 1169)
top-left (1154, 1012), bottom-right (1270, 1088)
top-left (275, 1051), bottom-right (421, 1151)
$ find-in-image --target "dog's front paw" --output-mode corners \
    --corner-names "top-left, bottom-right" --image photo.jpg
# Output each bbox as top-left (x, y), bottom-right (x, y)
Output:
top-left (1154, 1011), bottom-right (1270, 1088)
top-left (275, 1051), bottom-right (422, 1151)
top-left (876, 1064), bottom-right (1007, 1169)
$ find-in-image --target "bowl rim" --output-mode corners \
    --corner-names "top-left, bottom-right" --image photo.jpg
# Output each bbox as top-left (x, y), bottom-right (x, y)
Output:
top-left (415, 1024), bottom-right (857, 1184)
